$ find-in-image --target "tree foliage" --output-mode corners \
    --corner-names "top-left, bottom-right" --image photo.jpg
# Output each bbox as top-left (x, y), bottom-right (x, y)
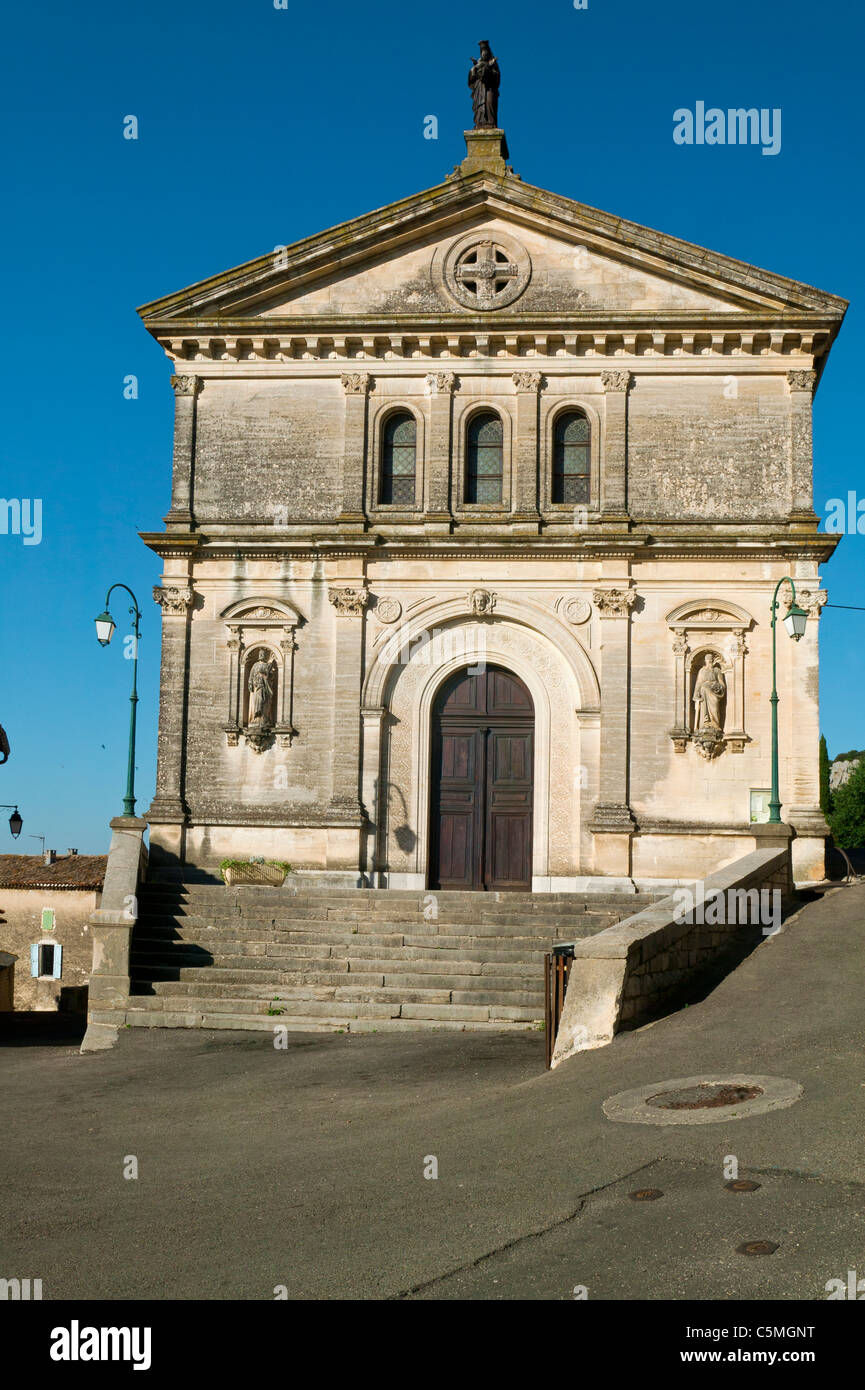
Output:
top-left (819, 734), bottom-right (832, 816)
top-left (829, 755), bottom-right (865, 849)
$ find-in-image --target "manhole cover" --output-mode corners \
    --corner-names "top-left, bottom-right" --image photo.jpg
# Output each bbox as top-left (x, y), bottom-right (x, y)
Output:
top-left (737, 1240), bottom-right (779, 1256)
top-left (647, 1083), bottom-right (763, 1111)
top-left (602, 1074), bottom-right (803, 1126)
top-left (629, 1188), bottom-right (664, 1201)
top-left (725, 1178), bottom-right (762, 1192)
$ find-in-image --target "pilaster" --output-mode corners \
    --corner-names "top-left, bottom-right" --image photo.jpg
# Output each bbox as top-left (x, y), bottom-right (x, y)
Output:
top-left (166, 375), bottom-right (201, 528)
top-left (511, 371), bottom-right (542, 531)
top-left (339, 373), bottom-right (370, 528)
top-left (425, 372), bottom-right (455, 531)
top-left (787, 370), bottom-right (816, 520)
top-left (327, 585), bottom-right (369, 832)
top-left (600, 370), bottom-right (630, 519)
top-left (147, 584), bottom-right (195, 844)
top-left (589, 584), bottom-right (637, 874)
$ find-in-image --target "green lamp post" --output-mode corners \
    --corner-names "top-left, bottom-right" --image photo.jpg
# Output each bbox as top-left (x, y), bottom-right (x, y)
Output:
top-left (94, 584), bottom-right (142, 819)
top-left (768, 577), bottom-right (809, 824)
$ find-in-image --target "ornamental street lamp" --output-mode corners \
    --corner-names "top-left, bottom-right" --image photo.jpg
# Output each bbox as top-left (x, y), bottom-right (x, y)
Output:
top-left (0, 805), bottom-right (24, 838)
top-left (768, 576), bottom-right (809, 824)
top-left (94, 583), bottom-right (142, 819)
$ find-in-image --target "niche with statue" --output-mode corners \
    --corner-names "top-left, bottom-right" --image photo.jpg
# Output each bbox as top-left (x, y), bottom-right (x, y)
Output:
top-left (666, 600), bottom-right (753, 759)
top-left (220, 597), bottom-right (302, 753)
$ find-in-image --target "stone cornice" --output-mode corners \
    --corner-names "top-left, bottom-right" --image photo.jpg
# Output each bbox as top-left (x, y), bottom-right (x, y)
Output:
top-left (152, 325), bottom-right (834, 369)
top-left (139, 529), bottom-right (840, 565)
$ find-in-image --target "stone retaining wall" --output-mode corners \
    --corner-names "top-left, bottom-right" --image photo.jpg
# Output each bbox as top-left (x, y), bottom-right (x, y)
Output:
top-left (551, 846), bottom-right (791, 1067)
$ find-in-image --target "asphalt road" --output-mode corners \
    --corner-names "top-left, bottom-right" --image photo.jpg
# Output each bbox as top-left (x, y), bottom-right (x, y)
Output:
top-left (2, 883), bottom-right (865, 1301)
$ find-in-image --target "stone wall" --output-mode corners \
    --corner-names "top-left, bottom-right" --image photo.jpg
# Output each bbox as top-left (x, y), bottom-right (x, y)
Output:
top-left (550, 845), bottom-right (791, 1065)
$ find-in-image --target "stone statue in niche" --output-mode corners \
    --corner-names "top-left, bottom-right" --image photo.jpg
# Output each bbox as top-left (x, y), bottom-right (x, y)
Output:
top-left (692, 654), bottom-right (726, 732)
top-left (248, 649), bottom-right (275, 726)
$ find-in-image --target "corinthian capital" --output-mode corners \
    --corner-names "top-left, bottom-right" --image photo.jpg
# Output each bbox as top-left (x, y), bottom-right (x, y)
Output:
top-left (340, 373), bottom-right (370, 395)
top-left (328, 586), bottom-right (369, 616)
top-left (592, 585), bottom-right (637, 618)
top-left (600, 370), bottom-right (631, 393)
top-left (512, 371), bottom-right (544, 392)
top-left (786, 370), bottom-right (816, 393)
top-left (153, 585), bottom-right (194, 615)
top-left (170, 375), bottom-right (201, 397)
top-left (426, 371), bottom-right (456, 395)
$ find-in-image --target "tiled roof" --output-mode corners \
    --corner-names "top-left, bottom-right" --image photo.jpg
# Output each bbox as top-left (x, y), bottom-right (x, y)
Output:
top-left (0, 854), bottom-right (107, 890)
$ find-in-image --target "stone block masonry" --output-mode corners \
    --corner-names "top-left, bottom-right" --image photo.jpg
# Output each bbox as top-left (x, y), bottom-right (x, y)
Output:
top-left (550, 845), bottom-right (792, 1065)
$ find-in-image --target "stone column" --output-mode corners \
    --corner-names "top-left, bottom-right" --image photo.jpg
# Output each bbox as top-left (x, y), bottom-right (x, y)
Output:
top-left (425, 371), bottom-right (455, 531)
top-left (147, 583), bottom-right (195, 863)
top-left (339, 373), bottom-right (370, 528)
top-left (589, 585), bottom-right (637, 877)
top-left (166, 375), bottom-right (201, 527)
top-left (327, 585), bottom-right (369, 823)
top-left (786, 585), bottom-right (829, 881)
top-left (787, 370), bottom-right (816, 520)
top-left (511, 371), bottom-right (542, 530)
top-left (600, 370), bottom-right (631, 518)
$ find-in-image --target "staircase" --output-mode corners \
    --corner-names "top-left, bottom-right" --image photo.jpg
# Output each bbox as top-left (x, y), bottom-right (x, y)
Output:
top-left (119, 882), bottom-right (660, 1034)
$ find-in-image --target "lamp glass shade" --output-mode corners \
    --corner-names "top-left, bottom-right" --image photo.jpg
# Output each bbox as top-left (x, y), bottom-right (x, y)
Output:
top-left (784, 604), bottom-right (808, 642)
top-left (9, 809), bottom-right (22, 838)
top-left (94, 610), bottom-right (116, 646)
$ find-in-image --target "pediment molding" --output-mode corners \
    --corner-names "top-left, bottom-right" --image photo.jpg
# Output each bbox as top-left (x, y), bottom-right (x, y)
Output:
top-left (139, 178), bottom-right (847, 333)
top-left (220, 596), bottom-right (303, 627)
top-left (666, 599), bottom-right (754, 631)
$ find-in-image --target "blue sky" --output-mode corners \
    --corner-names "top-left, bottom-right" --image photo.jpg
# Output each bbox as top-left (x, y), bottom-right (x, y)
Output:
top-left (0, 0), bottom-right (862, 853)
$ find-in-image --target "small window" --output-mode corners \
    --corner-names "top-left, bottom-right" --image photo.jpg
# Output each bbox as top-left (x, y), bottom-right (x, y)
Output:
top-left (30, 943), bottom-right (62, 978)
top-left (41, 908), bottom-right (55, 932)
top-left (466, 412), bottom-right (503, 504)
top-left (380, 412), bottom-right (417, 506)
top-left (552, 411), bottom-right (590, 504)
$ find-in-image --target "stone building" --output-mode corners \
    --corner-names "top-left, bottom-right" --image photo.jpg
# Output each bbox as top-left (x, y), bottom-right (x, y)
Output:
top-left (0, 853), bottom-right (106, 1010)
top-left (139, 123), bottom-right (845, 892)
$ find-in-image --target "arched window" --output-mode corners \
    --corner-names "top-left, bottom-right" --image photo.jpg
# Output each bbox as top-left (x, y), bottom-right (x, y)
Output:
top-left (380, 412), bottom-right (417, 506)
top-left (552, 411), bottom-right (590, 504)
top-left (466, 411), bottom-right (503, 504)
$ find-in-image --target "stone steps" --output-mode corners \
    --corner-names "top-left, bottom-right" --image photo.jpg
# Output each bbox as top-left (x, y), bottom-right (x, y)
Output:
top-left (120, 881), bottom-right (652, 1035)
top-left (133, 978), bottom-right (544, 1007)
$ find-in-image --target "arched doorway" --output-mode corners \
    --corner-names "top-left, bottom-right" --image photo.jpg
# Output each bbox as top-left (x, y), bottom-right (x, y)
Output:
top-left (429, 665), bottom-right (534, 891)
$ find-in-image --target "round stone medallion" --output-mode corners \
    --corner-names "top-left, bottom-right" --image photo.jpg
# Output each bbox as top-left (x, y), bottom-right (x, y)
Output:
top-left (563, 597), bottom-right (591, 626)
top-left (375, 597), bottom-right (402, 624)
top-left (434, 232), bottom-right (532, 311)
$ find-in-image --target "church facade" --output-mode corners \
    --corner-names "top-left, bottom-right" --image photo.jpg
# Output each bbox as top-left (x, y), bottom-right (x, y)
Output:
top-left (140, 125), bottom-right (845, 891)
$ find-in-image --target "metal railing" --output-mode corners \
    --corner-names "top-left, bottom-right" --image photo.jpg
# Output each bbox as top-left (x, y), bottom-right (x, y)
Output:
top-left (544, 942), bottom-right (575, 1069)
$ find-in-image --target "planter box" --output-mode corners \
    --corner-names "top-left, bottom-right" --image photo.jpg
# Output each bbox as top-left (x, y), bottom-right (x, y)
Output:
top-left (222, 863), bottom-right (288, 887)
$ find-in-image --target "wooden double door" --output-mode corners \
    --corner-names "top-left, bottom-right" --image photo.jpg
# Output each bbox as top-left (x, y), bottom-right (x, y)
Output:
top-left (429, 666), bottom-right (534, 892)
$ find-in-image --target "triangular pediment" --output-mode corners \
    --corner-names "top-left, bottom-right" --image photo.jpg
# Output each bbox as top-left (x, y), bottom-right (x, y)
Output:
top-left (138, 170), bottom-right (847, 332)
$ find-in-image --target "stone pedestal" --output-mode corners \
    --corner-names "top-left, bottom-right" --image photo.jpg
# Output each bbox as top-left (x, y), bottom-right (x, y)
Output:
top-left (459, 128), bottom-right (510, 177)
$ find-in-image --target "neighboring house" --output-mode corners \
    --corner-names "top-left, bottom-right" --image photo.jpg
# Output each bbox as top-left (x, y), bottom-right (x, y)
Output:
top-left (0, 853), bottom-right (107, 1011)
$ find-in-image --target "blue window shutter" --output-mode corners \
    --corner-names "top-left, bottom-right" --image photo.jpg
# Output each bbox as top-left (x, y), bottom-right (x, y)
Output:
top-left (52, 944), bottom-right (63, 979)
top-left (30, 944), bottom-right (40, 977)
